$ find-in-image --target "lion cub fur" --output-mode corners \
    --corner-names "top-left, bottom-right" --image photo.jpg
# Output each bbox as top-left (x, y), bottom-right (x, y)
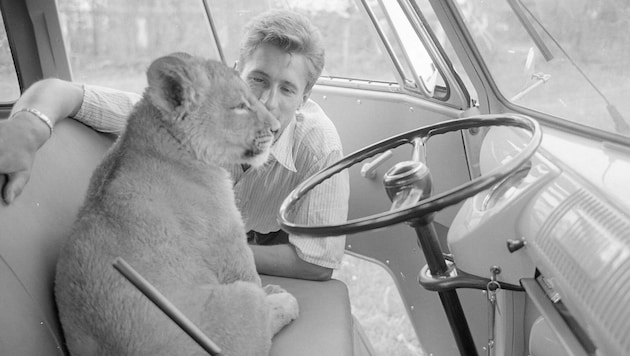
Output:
top-left (55, 53), bottom-right (298, 356)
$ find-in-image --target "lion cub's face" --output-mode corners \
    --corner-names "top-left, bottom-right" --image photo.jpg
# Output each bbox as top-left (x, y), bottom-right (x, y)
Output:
top-left (146, 53), bottom-right (280, 168)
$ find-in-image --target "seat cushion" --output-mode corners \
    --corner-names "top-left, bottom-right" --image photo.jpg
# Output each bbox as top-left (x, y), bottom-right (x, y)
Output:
top-left (263, 275), bottom-right (354, 356)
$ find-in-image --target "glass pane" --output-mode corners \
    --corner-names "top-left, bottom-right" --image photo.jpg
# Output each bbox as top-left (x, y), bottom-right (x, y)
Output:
top-left (455, 0), bottom-right (630, 138)
top-left (207, 0), bottom-right (397, 83)
top-left (379, 0), bottom-right (444, 95)
top-left (58, 0), bottom-right (219, 93)
top-left (0, 12), bottom-right (20, 103)
top-left (314, 1), bottom-right (395, 82)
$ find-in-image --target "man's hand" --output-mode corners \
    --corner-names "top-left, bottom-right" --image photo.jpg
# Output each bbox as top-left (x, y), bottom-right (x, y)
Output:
top-left (0, 114), bottom-right (50, 204)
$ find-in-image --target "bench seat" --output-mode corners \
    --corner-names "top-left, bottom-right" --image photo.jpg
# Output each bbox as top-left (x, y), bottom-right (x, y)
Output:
top-left (0, 119), bottom-right (354, 355)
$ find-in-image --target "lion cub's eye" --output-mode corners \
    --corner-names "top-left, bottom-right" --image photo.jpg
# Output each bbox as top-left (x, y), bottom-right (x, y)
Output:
top-left (232, 102), bottom-right (250, 113)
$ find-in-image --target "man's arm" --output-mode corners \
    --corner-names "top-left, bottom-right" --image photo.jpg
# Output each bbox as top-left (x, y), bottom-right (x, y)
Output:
top-left (0, 79), bottom-right (83, 204)
top-left (11, 78), bottom-right (84, 125)
top-left (248, 149), bottom-right (348, 281)
top-left (250, 244), bottom-right (333, 281)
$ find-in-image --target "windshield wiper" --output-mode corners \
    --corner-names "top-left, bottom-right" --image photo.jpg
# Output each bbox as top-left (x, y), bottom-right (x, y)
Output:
top-left (509, 0), bottom-right (630, 135)
top-left (511, 72), bottom-right (551, 102)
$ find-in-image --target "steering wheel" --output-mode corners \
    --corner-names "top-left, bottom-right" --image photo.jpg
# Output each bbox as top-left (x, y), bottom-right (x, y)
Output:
top-left (278, 114), bottom-right (541, 236)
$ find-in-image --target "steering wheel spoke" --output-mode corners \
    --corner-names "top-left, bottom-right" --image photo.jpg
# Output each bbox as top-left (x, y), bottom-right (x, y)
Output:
top-left (410, 136), bottom-right (428, 163)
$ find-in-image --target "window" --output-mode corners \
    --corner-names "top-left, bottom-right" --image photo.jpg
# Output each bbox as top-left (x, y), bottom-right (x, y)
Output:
top-left (57, 0), bottom-right (461, 100)
top-left (0, 12), bottom-right (20, 103)
top-left (312, 1), bottom-right (397, 83)
top-left (207, 0), bottom-right (398, 84)
top-left (456, 0), bottom-right (630, 138)
top-left (208, 0), bottom-right (466, 101)
top-left (58, 0), bottom-right (219, 93)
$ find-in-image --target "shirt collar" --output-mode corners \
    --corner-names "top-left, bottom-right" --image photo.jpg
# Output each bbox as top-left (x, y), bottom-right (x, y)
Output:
top-left (269, 115), bottom-right (298, 172)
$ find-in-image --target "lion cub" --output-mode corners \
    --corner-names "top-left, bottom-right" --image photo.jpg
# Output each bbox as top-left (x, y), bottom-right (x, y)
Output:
top-left (55, 53), bottom-right (298, 356)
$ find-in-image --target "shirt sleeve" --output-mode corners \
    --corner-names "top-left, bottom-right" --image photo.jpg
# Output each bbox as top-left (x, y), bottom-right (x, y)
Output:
top-left (289, 148), bottom-right (350, 269)
top-left (72, 84), bottom-right (142, 134)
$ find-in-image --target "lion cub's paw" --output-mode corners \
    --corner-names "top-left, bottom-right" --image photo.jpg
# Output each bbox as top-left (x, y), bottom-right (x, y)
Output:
top-left (263, 284), bottom-right (287, 295)
top-left (266, 290), bottom-right (299, 335)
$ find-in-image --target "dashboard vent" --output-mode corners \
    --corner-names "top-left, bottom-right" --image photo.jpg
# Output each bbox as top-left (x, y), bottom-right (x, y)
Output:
top-left (531, 189), bottom-right (630, 356)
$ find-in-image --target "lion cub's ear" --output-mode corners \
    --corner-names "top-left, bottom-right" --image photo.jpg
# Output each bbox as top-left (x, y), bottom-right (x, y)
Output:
top-left (146, 53), bottom-right (199, 115)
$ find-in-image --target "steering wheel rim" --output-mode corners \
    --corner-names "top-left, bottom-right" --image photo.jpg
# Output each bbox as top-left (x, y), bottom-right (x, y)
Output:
top-left (278, 114), bottom-right (542, 237)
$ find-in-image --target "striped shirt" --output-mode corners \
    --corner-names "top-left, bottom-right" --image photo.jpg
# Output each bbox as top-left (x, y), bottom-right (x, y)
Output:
top-left (74, 84), bottom-right (349, 269)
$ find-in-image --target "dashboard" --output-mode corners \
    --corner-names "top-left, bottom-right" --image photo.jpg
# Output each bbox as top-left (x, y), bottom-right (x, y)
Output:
top-left (448, 125), bottom-right (630, 355)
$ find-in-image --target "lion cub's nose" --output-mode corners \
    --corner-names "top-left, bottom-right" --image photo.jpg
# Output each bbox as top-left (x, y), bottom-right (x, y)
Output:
top-left (265, 112), bottom-right (281, 133)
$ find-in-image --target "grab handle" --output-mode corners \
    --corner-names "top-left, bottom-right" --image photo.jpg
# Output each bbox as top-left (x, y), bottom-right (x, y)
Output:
top-left (113, 257), bottom-right (222, 355)
top-left (360, 150), bottom-right (393, 179)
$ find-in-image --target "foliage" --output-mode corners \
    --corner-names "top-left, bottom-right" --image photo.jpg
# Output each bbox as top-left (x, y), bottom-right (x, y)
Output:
top-left (333, 254), bottom-right (425, 356)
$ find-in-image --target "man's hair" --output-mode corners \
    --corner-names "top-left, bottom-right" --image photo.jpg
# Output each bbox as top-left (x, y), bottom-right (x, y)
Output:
top-left (237, 10), bottom-right (325, 94)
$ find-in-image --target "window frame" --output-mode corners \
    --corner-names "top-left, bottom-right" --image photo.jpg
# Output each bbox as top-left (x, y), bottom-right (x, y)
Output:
top-left (0, 0), bottom-right (71, 100)
top-left (315, 0), bottom-right (470, 109)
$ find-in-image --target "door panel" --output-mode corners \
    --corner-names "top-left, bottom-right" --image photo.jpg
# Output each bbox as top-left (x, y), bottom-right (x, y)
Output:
top-left (312, 85), bottom-right (488, 354)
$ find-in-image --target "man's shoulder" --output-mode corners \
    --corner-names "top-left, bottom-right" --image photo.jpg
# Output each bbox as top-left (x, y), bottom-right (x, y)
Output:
top-left (294, 99), bottom-right (340, 143)
top-left (290, 99), bottom-right (343, 170)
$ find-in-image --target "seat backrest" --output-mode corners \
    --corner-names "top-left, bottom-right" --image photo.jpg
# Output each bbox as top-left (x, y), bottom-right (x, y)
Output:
top-left (0, 118), bottom-right (355, 356)
top-left (0, 119), bottom-right (114, 355)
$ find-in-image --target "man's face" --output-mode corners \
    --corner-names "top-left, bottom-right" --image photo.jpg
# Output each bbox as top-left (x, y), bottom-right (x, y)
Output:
top-left (239, 43), bottom-right (310, 140)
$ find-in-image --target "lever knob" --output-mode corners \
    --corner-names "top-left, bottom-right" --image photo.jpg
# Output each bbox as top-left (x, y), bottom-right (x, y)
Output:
top-left (383, 161), bottom-right (432, 202)
top-left (506, 239), bottom-right (526, 253)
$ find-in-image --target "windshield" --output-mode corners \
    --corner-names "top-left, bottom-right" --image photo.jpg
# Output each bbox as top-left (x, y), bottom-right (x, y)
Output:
top-left (454, 0), bottom-right (630, 138)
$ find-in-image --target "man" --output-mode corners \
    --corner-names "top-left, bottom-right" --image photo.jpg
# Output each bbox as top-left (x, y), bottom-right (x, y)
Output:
top-left (0, 10), bottom-right (349, 281)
